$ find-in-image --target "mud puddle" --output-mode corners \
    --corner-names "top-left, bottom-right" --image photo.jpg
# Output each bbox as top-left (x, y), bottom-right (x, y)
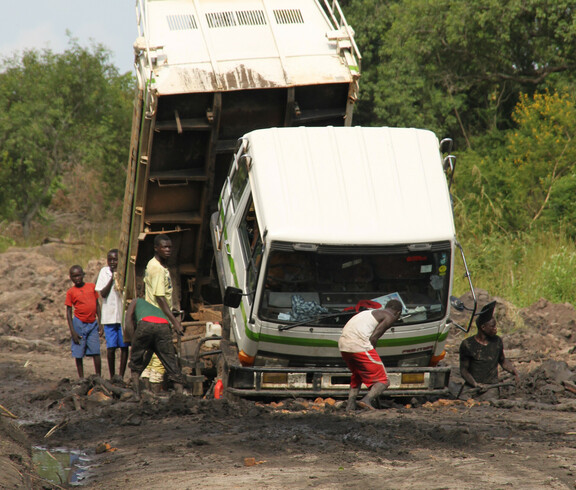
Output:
top-left (32, 446), bottom-right (91, 486)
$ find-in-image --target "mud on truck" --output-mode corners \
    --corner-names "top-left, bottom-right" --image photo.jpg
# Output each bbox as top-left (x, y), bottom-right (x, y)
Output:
top-left (118, 0), bottom-right (475, 399)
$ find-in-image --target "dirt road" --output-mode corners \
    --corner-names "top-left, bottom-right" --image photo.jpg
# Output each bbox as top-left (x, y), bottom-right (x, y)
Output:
top-left (2, 346), bottom-right (576, 489)
top-left (1, 246), bottom-right (576, 489)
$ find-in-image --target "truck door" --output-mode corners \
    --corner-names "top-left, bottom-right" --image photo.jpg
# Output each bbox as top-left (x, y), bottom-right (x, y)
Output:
top-left (237, 196), bottom-right (263, 306)
top-left (215, 141), bottom-right (249, 261)
top-left (225, 194), bottom-right (265, 349)
top-left (215, 142), bottom-right (254, 341)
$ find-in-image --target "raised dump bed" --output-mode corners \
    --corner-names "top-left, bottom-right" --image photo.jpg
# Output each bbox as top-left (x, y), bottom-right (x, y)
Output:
top-left (119, 0), bottom-right (361, 313)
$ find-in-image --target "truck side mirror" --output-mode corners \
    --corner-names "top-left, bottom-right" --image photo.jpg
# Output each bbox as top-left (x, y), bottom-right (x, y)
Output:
top-left (451, 242), bottom-right (478, 333)
top-left (440, 138), bottom-right (453, 154)
top-left (224, 286), bottom-right (243, 308)
top-left (450, 296), bottom-right (465, 311)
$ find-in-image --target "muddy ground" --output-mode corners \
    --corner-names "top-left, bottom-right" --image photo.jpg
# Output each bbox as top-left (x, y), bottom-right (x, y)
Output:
top-left (1, 245), bottom-right (576, 489)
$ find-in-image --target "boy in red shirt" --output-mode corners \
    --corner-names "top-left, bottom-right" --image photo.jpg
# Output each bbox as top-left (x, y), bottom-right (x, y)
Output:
top-left (65, 265), bottom-right (103, 378)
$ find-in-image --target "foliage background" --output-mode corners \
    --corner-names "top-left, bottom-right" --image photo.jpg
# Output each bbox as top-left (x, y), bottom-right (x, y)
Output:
top-left (1, 1), bottom-right (576, 307)
top-left (0, 38), bottom-right (133, 242)
top-left (342, 0), bottom-right (576, 306)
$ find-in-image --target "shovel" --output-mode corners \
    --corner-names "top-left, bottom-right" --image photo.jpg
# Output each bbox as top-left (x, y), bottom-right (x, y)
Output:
top-left (173, 309), bottom-right (184, 367)
top-left (457, 381), bottom-right (515, 399)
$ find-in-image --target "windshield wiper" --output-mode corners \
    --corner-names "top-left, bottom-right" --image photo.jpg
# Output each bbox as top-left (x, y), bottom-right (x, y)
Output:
top-left (278, 311), bottom-right (415, 331)
top-left (278, 311), bottom-right (356, 331)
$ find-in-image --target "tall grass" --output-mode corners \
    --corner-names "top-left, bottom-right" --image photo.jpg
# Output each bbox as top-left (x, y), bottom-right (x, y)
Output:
top-left (454, 229), bottom-right (576, 307)
top-left (0, 232), bottom-right (15, 254)
top-left (50, 224), bottom-right (122, 268)
top-left (0, 218), bottom-right (121, 267)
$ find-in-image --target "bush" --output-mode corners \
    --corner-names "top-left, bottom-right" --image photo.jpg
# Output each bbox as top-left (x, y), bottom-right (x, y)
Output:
top-left (454, 230), bottom-right (576, 307)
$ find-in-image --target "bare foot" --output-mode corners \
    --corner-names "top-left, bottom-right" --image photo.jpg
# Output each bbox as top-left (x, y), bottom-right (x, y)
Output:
top-left (356, 401), bottom-right (375, 410)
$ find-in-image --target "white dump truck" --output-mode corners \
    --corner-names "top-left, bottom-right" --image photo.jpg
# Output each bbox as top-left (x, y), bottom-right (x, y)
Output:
top-left (119, 0), bottom-right (474, 398)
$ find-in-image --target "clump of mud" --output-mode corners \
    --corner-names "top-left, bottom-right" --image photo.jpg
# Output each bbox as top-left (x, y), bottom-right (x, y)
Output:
top-left (518, 360), bottom-right (576, 404)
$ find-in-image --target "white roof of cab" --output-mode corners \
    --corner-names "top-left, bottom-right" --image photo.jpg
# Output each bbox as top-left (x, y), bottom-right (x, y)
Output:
top-left (137, 0), bottom-right (358, 94)
top-left (245, 126), bottom-right (456, 245)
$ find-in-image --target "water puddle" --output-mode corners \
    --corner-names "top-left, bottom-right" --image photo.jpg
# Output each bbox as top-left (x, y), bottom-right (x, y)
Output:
top-left (32, 446), bottom-right (91, 486)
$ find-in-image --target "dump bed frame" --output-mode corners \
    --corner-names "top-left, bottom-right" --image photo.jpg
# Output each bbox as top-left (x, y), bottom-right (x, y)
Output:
top-left (118, 0), bottom-right (360, 312)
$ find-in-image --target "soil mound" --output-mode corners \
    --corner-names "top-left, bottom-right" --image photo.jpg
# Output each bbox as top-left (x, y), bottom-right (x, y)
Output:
top-left (449, 289), bottom-right (575, 361)
top-left (0, 245), bottom-right (104, 341)
top-left (519, 359), bottom-right (576, 403)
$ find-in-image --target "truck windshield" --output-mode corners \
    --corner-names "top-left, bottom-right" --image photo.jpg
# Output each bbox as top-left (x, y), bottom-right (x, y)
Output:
top-left (259, 242), bottom-right (451, 326)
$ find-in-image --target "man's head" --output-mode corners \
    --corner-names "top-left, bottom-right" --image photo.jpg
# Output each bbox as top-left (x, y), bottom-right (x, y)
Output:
top-left (69, 265), bottom-right (85, 287)
top-left (385, 299), bottom-right (403, 320)
top-left (107, 249), bottom-right (119, 271)
top-left (476, 301), bottom-right (497, 337)
top-left (479, 317), bottom-right (497, 338)
top-left (154, 234), bottom-right (172, 262)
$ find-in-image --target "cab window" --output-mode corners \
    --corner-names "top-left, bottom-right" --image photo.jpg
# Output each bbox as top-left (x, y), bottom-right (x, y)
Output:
top-left (239, 198), bottom-right (263, 294)
top-left (230, 156), bottom-right (249, 209)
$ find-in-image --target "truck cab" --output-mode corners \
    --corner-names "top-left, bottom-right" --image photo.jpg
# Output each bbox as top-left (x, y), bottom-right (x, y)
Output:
top-left (212, 126), bottom-right (470, 397)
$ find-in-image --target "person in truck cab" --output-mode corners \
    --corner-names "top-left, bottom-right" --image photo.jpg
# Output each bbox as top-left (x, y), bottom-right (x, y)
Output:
top-left (459, 301), bottom-right (519, 400)
top-left (338, 300), bottom-right (403, 410)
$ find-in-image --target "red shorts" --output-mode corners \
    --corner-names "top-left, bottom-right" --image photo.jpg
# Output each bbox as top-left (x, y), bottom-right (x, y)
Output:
top-left (341, 349), bottom-right (388, 389)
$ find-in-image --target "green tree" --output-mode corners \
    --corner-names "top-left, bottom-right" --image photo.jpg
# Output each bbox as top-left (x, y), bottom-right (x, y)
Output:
top-left (505, 91), bottom-right (576, 231)
top-left (0, 39), bottom-right (133, 236)
top-left (344, 0), bottom-right (576, 147)
top-left (453, 90), bottom-right (576, 238)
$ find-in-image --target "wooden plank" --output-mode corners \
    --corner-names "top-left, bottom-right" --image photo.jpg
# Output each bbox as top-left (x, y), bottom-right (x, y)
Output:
top-left (149, 169), bottom-right (208, 181)
top-left (144, 211), bottom-right (202, 224)
top-left (173, 335), bottom-right (202, 344)
top-left (155, 118), bottom-right (211, 131)
top-left (118, 89), bottom-right (144, 293)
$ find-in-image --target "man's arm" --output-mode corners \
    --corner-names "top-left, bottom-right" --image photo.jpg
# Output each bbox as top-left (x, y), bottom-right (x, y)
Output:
top-left (94, 290), bottom-right (103, 336)
top-left (124, 299), bottom-right (137, 340)
top-left (459, 357), bottom-right (478, 387)
top-left (499, 349), bottom-right (519, 382)
top-left (368, 311), bottom-right (396, 348)
top-left (67, 306), bottom-right (81, 344)
top-left (97, 301), bottom-right (103, 336)
top-left (96, 268), bottom-right (114, 299)
top-left (99, 274), bottom-right (115, 299)
top-left (156, 296), bottom-right (183, 335)
top-left (459, 340), bottom-right (480, 387)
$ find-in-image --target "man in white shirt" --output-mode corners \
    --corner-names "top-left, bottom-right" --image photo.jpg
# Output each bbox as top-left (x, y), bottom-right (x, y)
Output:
top-left (339, 300), bottom-right (402, 410)
top-left (95, 249), bottom-right (129, 381)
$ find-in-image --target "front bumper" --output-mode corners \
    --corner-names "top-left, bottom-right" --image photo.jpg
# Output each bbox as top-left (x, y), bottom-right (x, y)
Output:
top-left (226, 365), bottom-right (451, 398)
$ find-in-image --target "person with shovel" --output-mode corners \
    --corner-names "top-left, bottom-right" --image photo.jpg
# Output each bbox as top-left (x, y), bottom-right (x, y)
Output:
top-left (459, 301), bottom-right (519, 400)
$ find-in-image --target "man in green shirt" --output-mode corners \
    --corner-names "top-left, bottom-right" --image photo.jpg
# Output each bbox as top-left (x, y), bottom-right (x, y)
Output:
top-left (126, 298), bottom-right (185, 399)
